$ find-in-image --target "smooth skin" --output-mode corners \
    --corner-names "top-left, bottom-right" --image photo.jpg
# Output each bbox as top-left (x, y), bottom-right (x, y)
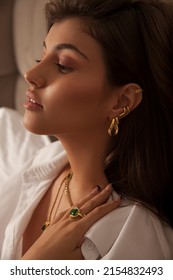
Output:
top-left (22, 17), bottom-right (142, 259)
top-left (22, 185), bottom-right (121, 260)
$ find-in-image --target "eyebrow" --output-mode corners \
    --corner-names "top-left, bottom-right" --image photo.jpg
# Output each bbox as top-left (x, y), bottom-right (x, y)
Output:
top-left (43, 41), bottom-right (89, 60)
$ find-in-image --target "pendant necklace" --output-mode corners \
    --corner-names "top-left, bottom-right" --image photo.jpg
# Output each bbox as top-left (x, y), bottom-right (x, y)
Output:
top-left (42, 171), bottom-right (73, 231)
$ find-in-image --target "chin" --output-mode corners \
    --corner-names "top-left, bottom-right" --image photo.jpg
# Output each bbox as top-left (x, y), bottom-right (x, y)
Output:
top-left (23, 113), bottom-right (61, 136)
top-left (23, 115), bottom-right (45, 135)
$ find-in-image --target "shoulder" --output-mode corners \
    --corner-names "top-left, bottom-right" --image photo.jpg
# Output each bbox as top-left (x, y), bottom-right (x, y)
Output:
top-left (108, 202), bottom-right (173, 259)
top-left (82, 197), bottom-right (173, 260)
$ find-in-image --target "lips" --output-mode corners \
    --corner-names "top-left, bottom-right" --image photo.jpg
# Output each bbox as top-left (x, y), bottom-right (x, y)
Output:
top-left (26, 89), bottom-right (43, 106)
top-left (24, 91), bottom-right (43, 111)
top-left (27, 96), bottom-right (43, 107)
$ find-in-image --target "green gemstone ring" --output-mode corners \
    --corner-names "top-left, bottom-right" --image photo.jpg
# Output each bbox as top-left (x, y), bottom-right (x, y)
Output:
top-left (69, 207), bottom-right (85, 219)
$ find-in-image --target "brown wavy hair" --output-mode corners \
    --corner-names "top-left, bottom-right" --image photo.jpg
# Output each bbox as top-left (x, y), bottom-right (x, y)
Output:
top-left (45, 0), bottom-right (173, 227)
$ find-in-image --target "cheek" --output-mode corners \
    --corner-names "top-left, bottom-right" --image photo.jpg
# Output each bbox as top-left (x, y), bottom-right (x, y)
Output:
top-left (45, 77), bottom-right (106, 125)
top-left (23, 78), bottom-right (108, 136)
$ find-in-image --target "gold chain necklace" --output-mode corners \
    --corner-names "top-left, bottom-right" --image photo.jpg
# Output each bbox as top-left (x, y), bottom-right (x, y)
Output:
top-left (42, 171), bottom-right (73, 231)
top-left (64, 172), bottom-right (73, 207)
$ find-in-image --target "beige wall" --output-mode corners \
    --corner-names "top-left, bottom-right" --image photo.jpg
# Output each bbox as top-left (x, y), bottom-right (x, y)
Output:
top-left (0, 0), bottom-right (17, 108)
top-left (0, 0), bottom-right (47, 114)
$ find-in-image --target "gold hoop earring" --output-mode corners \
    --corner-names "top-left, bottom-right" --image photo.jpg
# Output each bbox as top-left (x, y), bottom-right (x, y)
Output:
top-left (108, 107), bottom-right (131, 136)
top-left (108, 117), bottom-right (119, 136)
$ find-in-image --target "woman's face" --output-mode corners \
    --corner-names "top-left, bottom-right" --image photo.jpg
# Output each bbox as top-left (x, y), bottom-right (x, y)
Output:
top-left (23, 18), bottom-right (114, 137)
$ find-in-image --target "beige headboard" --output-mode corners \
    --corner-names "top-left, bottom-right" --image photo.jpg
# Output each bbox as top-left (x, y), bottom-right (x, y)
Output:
top-left (0, 0), bottom-right (47, 115)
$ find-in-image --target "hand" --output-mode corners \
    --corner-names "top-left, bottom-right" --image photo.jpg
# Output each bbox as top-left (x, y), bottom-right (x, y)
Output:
top-left (22, 185), bottom-right (121, 260)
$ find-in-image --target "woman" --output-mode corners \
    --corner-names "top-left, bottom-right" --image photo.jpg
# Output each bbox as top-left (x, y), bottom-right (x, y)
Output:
top-left (0, 0), bottom-right (173, 260)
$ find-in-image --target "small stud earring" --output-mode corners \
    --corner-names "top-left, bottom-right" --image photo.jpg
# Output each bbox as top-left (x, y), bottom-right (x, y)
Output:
top-left (134, 88), bottom-right (143, 94)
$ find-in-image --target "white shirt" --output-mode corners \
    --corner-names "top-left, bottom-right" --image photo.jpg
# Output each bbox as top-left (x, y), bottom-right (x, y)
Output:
top-left (0, 140), bottom-right (173, 260)
top-left (0, 107), bottom-right (50, 183)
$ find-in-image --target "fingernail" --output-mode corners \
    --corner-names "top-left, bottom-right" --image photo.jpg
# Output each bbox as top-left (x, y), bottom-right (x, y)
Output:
top-left (114, 192), bottom-right (121, 201)
top-left (106, 184), bottom-right (112, 191)
top-left (91, 186), bottom-right (101, 194)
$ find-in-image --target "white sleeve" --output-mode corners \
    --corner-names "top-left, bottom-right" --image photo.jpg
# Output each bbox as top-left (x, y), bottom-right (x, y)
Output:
top-left (0, 107), bottom-right (50, 183)
top-left (82, 198), bottom-right (173, 260)
top-left (102, 205), bottom-right (173, 260)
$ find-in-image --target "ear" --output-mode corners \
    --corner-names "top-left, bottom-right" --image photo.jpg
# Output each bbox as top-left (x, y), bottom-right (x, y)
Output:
top-left (109, 83), bottom-right (143, 119)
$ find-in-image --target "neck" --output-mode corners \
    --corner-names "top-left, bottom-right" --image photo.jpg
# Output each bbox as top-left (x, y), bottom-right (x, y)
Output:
top-left (57, 133), bottom-right (110, 196)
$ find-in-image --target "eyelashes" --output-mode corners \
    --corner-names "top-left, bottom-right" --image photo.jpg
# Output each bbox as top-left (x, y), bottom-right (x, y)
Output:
top-left (35, 59), bottom-right (73, 74)
top-left (35, 59), bottom-right (41, 63)
top-left (55, 63), bottom-right (73, 74)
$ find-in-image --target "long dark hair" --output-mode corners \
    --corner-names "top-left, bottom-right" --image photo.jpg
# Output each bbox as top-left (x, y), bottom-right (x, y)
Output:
top-left (45, 0), bottom-right (173, 227)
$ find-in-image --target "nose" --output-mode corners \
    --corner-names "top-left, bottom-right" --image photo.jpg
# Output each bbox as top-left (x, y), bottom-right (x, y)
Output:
top-left (24, 66), bottom-right (45, 88)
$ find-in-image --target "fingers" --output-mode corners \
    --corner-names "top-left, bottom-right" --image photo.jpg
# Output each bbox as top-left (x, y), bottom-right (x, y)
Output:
top-left (62, 185), bottom-right (111, 219)
top-left (80, 184), bottom-right (114, 215)
top-left (77, 186), bottom-right (102, 207)
top-left (52, 185), bottom-right (121, 231)
top-left (82, 199), bottom-right (121, 232)
top-left (72, 187), bottom-right (121, 236)
top-left (51, 187), bottom-right (101, 224)
top-left (63, 185), bottom-right (121, 221)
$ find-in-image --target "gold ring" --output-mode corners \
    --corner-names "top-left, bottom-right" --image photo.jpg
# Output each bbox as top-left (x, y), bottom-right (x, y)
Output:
top-left (69, 207), bottom-right (85, 219)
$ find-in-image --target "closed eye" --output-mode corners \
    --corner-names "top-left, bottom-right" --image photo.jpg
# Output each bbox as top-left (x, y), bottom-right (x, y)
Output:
top-left (35, 59), bottom-right (41, 63)
top-left (55, 63), bottom-right (73, 74)
top-left (35, 60), bottom-right (72, 74)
